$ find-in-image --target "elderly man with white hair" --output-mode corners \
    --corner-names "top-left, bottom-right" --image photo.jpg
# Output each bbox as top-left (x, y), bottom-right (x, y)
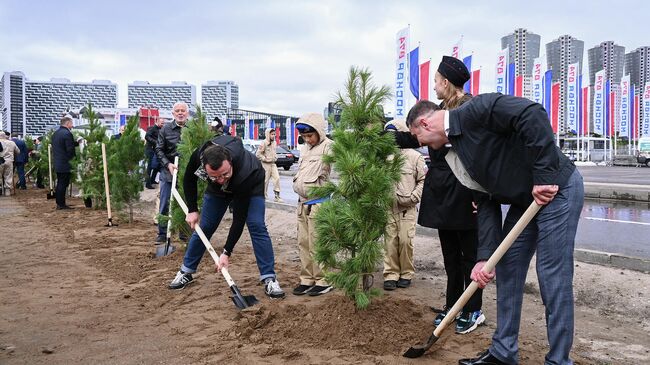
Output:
top-left (155, 101), bottom-right (189, 243)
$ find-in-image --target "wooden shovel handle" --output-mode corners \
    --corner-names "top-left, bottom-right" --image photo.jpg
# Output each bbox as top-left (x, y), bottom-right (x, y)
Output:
top-left (433, 201), bottom-right (541, 337)
top-left (171, 188), bottom-right (237, 287)
top-left (101, 143), bottom-right (112, 219)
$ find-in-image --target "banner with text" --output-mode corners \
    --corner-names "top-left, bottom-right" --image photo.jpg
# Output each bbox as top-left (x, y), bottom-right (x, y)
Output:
top-left (640, 81), bottom-right (650, 137)
top-left (566, 62), bottom-right (579, 134)
top-left (495, 48), bottom-right (508, 94)
top-left (395, 27), bottom-right (409, 118)
top-left (620, 75), bottom-right (630, 139)
top-left (532, 58), bottom-right (544, 105)
top-left (593, 70), bottom-right (606, 136)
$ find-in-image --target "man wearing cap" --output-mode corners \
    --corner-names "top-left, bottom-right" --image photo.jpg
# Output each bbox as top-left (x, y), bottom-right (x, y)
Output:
top-left (391, 56), bottom-right (485, 335)
top-left (51, 115), bottom-right (80, 209)
top-left (405, 94), bottom-right (583, 365)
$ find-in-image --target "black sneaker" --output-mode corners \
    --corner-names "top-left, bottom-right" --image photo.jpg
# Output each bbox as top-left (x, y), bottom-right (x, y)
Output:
top-left (455, 310), bottom-right (485, 334)
top-left (56, 205), bottom-right (74, 210)
top-left (155, 235), bottom-right (166, 243)
top-left (383, 280), bottom-right (398, 291)
top-left (306, 285), bottom-right (333, 296)
top-left (397, 278), bottom-right (411, 288)
top-left (292, 284), bottom-right (313, 296)
top-left (433, 306), bottom-right (461, 326)
top-left (169, 271), bottom-right (193, 290)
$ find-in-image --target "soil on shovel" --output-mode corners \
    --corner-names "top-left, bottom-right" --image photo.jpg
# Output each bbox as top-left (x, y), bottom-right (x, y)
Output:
top-left (1, 189), bottom-right (649, 364)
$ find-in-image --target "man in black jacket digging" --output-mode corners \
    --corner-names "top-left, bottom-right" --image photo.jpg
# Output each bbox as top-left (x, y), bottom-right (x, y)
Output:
top-left (406, 94), bottom-right (583, 365)
top-left (168, 134), bottom-right (285, 299)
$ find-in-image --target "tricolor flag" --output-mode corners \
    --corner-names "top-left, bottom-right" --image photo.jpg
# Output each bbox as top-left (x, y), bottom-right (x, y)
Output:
top-left (515, 75), bottom-right (523, 97)
top-left (593, 70), bottom-right (606, 136)
top-left (495, 48), bottom-right (508, 94)
top-left (544, 70), bottom-right (553, 119)
top-left (620, 75), bottom-right (631, 139)
top-left (532, 58), bottom-right (544, 105)
top-left (471, 69), bottom-right (481, 96)
top-left (507, 63), bottom-right (515, 95)
top-left (463, 55), bottom-right (472, 94)
top-left (420, 60), bottom-right (430, 100)
top-left (285, 117), bottom-right (292, 146)
top-left (409, 47), bottom-right (420, 100)
top-left (230, 122), bottom-right (236, 137)
top-left (643, 82), bottom-right (650, 137)
top-left (582, 83), bottom-right (590, 136)
top-left (633, 87), bottom-right (639, 141)
top-left (395, 27), bottom-right (409, 118)
top-left (566, 62), bottom-right (579, 134)
top-left (551, 82), bottom-right (560, 133)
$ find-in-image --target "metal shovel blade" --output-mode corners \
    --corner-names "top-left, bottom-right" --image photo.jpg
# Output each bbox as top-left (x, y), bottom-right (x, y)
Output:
top-left (155, 242), bottom-right (176, 258)
top-left (46, 191), bottom-right (54, 199)
top-left (403, 333), bottom-right (439, 358)
top-left (105, 218), bottom-right (118, 227)
top-left (230, 284), bottom-right (258, 309)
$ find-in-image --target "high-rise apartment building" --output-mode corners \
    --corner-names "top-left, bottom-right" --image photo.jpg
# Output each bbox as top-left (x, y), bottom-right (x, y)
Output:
top-left (588, 41), bottom-right (626, 130)
top-left (501, 28), bottom-right (541, 99)
top-left (1, 72), bottom-right (118, 136)
top-left (201, 81), bottom-right (239, 122)
top-left (625, 46), bottom-right (650, 135)
top-left (546, 35), bottom-right (584, 133)
top-left (127, 81), bottom-right (196, 109)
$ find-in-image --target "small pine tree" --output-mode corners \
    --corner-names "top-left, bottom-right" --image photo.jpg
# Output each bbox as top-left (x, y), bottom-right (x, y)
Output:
top-left (310, 67), bottom-right (403, 309)
top-left (37, 130), bottom-right (54, 190)
top-left (169, 105), bottom-right (212, 240)
top-left (78, 104), bottom-right (109, 208)
top-left (107, 115), bottom-right (145, 222)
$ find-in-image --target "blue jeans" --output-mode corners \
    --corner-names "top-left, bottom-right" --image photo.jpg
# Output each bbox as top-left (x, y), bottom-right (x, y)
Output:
top-left (15, 162), bottom-right (26, 188)
top-left (180, 193), bottom-right (276, 281)
top-left (158, 168), bottom-right (172, 237)
top-left (490, 169), bottom-right (584, 365)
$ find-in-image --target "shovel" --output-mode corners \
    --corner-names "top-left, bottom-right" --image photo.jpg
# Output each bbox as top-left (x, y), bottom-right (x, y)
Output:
top-left (403, 201), bottom-right (541, 358)
top-left (171, 187), bottom-right (259, 310)
top-left (157, 156), bottom-right (180, 257)
top-left (101, 143), bottom-right (117, 227)
top-left (46, 145), bottom-right (54, 199)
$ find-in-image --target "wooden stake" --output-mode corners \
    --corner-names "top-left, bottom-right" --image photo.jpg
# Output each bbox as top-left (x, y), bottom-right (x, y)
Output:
top-left (101, 143), bottom-right (116, 227)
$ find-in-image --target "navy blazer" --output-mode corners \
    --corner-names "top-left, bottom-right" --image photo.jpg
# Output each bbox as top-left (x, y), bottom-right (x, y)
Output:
top-left (51, 126), bottom-right (77, 173)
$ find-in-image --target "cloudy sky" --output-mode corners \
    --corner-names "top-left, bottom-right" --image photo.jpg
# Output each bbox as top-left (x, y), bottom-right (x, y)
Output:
top-left (1, 0), bottom-right (647, 116)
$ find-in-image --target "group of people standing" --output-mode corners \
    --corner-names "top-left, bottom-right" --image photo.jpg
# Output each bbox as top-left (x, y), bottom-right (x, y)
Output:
top-left (0, 130), bottom-right (44, 196)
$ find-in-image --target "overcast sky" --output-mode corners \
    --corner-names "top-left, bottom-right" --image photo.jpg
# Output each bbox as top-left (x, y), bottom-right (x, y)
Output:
top-left (1, 0), bottom-right (647, 116)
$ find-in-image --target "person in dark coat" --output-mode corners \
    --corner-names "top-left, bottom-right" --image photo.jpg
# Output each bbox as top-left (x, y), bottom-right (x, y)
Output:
top-left (167, 134), bottom-right (285, 299)
top-left (406, 93), bottom-right (583, 365)
top-left (144, 117), bottom-right (164, 189)
top-left (51, 115), bottom-right (80, 209)
top-left (11, 133), bottom-right (29, 189)
top-left (391, 56), bottom-right (484, 335)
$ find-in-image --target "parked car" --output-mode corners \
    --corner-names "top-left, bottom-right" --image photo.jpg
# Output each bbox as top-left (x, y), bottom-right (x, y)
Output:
top-left (242, 140), bottom-right (295, 170)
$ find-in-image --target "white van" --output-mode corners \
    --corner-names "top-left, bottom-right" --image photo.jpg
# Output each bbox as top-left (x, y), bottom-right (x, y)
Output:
top-left (637, 137), bottom-right (650, 167)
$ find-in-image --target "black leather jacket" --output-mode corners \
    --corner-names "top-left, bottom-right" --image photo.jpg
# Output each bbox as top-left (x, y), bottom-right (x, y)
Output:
top-left (155, 121), bottom-right (183, 168)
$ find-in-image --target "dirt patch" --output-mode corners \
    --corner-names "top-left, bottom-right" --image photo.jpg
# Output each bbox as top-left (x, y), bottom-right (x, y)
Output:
top-left (1, 188), bottom-right (649, 364)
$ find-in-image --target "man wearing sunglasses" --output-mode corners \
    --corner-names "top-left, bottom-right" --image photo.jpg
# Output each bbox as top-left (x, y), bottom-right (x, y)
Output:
top-left (168, 134), bottom-right (285, 299)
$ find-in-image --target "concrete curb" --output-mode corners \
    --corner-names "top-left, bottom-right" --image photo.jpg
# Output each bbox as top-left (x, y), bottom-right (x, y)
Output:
top-left (583, 182), bottom-right (650, 202)
top-left (266, 201), bottom-right (650, 274)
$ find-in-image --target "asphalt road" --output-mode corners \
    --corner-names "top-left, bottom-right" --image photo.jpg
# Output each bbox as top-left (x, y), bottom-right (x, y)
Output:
top-left (271, 164), bottom-right (650, 259)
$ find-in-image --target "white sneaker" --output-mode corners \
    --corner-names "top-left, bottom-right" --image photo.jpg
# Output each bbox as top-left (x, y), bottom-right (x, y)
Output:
top-left (264, 278), bottom-right (285, 298)
top-left (169, 271), bottom-right (193, 290)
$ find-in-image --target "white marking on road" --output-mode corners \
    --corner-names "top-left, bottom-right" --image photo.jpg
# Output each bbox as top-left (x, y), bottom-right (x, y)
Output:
top-left (584, 217), bottom-right (650, 226)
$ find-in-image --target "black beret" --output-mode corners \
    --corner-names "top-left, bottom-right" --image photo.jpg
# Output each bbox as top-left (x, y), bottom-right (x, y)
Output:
top-left (437, 55), bottom-right (470, 88)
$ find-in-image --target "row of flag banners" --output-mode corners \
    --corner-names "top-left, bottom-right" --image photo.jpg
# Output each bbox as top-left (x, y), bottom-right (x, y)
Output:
top-left (396, 27), bottom-right (650, 139)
